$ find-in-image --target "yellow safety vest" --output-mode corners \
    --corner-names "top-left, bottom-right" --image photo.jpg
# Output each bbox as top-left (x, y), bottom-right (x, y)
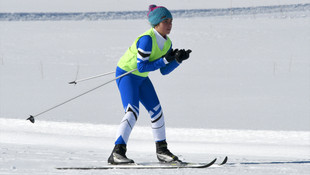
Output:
top-left (117, 28), bottom-right (172, 77)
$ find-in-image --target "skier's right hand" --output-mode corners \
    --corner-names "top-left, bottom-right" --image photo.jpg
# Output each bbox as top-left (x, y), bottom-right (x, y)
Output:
top-left (164, 48), bottom-right (179, 63)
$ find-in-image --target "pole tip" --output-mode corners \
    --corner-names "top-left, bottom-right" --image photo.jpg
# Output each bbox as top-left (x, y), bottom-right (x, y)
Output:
top-left (68, 81), bottom-right (77, 85)
top-left (27, 115), bottom-right (35, 123)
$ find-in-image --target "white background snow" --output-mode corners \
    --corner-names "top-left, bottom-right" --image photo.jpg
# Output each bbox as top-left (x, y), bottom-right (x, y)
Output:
top-left (0, 0), bottom-right (310, 174)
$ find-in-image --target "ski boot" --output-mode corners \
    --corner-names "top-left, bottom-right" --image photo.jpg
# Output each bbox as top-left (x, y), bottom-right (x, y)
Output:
top-left (156, 140), bottom-right (179, 162)
top-left (108, 144), bottom-right (134, 164)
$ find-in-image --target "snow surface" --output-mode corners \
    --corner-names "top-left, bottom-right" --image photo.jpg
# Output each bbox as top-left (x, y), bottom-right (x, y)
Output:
top-left (1, 118), bottom-right (310, 174)
top-left (1, 0), bottom-right (310, 12)
top-left (1, 0), bottom-right (310, 174)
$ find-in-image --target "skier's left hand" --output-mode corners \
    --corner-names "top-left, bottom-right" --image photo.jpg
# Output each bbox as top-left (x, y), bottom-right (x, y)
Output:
top-left (175, 49), bottom-right (192, 63)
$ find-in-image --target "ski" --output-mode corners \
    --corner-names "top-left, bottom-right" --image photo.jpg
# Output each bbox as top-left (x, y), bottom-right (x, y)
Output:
top-left (56, 158), bottom-right (217, 170)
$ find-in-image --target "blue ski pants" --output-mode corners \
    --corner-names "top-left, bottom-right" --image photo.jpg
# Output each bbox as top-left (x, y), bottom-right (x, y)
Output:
top-left (114, 67), bottom-right (166, 144)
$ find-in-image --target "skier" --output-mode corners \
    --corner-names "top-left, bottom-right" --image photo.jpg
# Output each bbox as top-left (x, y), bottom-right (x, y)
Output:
top-left (108, 5), bottom-right (192, 164)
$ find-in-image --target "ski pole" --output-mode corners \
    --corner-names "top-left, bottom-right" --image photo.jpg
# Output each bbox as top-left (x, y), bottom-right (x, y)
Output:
top-left (69, 71), bottom-right (116, 85)
top-left (27, 68), bottom-right (137, 123)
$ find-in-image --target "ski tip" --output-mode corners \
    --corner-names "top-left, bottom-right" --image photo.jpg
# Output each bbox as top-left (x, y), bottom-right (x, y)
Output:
top-left (211, 158), bottom-right (217, 164)
top-left (27, 115), bottom-right (35, 123)
top-left (220, 156), bottom-right (228, 165)
top-left (199, 158), bottom-right (217, 168)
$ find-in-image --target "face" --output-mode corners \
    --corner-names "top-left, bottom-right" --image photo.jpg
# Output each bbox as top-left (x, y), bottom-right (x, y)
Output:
top-left (155, 18), bottom-right (173, 37)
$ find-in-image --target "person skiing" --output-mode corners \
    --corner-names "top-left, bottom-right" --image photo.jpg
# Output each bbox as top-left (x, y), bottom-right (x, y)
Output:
top-left (108, 4), bottom-right (192, 164)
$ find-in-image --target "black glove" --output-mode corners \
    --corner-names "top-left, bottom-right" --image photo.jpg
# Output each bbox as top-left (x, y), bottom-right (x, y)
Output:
top-left (164, 48), bottom-right (179, 63)
top-left (175, 49), bottom-right (192, 63)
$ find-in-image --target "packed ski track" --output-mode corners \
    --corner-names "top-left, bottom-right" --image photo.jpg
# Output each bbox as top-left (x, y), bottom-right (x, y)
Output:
top-left (1, 0), bottom-right (310, 174)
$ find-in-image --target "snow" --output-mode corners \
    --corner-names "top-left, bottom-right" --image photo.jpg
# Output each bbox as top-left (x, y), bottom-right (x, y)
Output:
top-left (1, 118), bottom-right (309, 174)
top-left (1, 0), bottom-right (310, 12)
top-left (1, 0), bottom-right (310, 174)
top-left (1, 4), bottom-right (309, 21)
